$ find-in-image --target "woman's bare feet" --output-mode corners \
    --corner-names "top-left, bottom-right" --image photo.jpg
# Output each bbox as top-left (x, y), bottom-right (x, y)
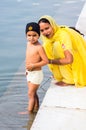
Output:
top-left (55, 81), bottom-right (73, 86)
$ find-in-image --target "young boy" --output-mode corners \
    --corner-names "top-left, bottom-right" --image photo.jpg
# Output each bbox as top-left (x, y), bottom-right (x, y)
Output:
top-left (25, 22), bottom-right (48, 113)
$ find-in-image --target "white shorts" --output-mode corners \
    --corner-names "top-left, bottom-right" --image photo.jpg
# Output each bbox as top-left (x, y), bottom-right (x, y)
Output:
top-left (26, 70), bottom-right (43, 85)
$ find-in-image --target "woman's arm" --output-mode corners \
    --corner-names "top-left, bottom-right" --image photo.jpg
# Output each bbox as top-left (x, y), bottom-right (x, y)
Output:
top-left (49, 50), bottom-right (73, 65)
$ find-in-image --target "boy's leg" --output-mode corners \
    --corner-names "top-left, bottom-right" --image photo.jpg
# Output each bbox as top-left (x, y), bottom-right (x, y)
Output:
top-left (28, 82), bottom-right (39, 113)
top-left (34, 93), bottom-right (39, 112)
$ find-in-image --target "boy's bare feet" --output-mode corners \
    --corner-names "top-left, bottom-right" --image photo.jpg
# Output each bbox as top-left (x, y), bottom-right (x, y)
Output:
top-left (18, 111), bottom-right (29, 115)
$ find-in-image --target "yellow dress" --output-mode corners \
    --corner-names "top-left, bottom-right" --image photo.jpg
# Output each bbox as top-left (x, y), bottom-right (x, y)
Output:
top-left (40, 15), bottom-right (86, 87)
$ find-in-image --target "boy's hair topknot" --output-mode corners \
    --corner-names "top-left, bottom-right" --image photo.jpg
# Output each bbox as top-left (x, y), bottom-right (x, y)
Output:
top-left (26, 22), bottom-right (40, 36)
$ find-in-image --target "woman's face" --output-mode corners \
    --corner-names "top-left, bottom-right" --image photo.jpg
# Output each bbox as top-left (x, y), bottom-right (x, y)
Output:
top-left (39, 22), bottom-right (54, 38)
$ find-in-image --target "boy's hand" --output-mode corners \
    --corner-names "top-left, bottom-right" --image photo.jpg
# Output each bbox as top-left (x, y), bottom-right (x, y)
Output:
top-left (26, 64), bottom-right (34, 71)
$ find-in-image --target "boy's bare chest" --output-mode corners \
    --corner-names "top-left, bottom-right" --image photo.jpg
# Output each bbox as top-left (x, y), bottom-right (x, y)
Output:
top-left (27, 45), bottom-right (38, 56)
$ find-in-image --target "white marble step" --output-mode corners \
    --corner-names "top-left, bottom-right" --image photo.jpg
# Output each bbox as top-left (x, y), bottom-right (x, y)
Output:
top-left (31, 79), bottom-right (86, 130)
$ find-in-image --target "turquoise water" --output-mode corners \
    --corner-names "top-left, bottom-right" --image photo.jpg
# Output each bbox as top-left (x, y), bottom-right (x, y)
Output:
top-left (0, 0), bottom-right (85, 129)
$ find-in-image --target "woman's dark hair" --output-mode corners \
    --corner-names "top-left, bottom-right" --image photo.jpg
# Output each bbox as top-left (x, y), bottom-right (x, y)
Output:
top-left (38, 18), bottom-right (50, 24)
top-left (69, 27), bottom-right (84, 36)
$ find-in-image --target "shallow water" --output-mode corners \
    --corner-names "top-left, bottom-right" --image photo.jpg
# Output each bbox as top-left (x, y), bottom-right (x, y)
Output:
top-left (0, 0), bottom-right (85, 129)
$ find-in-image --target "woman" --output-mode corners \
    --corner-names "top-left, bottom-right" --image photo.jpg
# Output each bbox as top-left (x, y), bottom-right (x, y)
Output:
top-left (38, 15), bottom-right (86, 87)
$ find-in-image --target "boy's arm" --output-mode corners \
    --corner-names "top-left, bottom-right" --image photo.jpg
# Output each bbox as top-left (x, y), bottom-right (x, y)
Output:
top-left (34, 46), bottom-right (49, 68)
top-left (26, 45), bottom-right (48, 71)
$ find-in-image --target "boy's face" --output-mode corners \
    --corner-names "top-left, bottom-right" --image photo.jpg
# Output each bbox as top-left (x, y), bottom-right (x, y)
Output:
top-left (26, 31), bottom-right (39, 44)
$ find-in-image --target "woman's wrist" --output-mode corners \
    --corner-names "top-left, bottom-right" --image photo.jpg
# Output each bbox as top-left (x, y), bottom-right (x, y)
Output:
top-left (49, 59), bottom-right (53, 64)
top-left (48, 59), bottom-right (61, 65)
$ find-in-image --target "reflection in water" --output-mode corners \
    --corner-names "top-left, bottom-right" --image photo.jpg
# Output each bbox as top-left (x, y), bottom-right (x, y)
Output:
top-left (27, 111), bottom-right (37, 130)
top-left (22, 111), bottom-right (37, 130)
